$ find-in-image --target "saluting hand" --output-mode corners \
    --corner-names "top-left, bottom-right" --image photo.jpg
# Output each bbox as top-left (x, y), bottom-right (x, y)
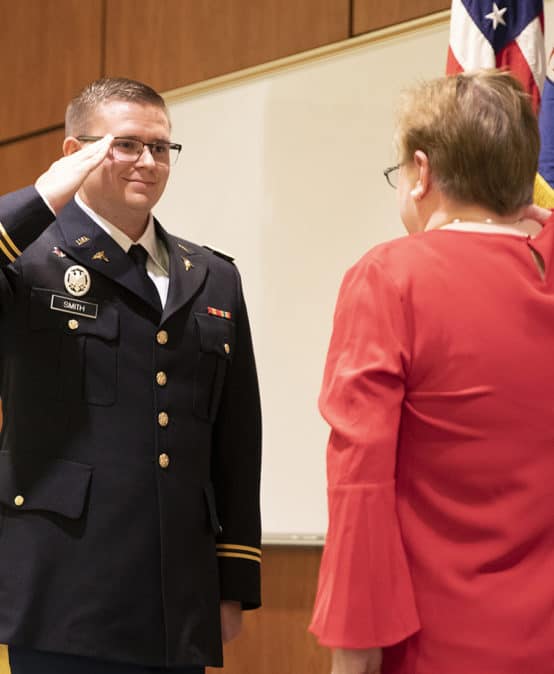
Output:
top-left (34, 134), bottom-right (113, 214)
top-left (332, 647), bottom-right (383, 674)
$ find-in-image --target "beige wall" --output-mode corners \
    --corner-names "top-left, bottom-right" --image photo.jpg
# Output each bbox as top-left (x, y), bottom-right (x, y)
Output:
top-left (0, 0), bottom-right (449, 193)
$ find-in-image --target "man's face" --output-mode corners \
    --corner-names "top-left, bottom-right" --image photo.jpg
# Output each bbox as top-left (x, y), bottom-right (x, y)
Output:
top-left (74, 100), bottom-right (171, 228)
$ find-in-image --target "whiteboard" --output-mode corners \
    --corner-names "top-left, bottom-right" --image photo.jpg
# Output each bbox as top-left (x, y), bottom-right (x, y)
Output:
top-left (155, 7), bottom-right (554, 541)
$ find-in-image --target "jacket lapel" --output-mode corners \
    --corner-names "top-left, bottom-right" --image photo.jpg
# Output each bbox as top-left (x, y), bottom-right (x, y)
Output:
top-left (56, 200), bottom-right (162, 314)
top-left (159, 225), bottom-right (208, 322)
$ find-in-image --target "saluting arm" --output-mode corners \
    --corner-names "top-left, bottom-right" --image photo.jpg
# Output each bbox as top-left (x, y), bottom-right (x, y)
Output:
top-left (0, 135), bottom-right (112, 269)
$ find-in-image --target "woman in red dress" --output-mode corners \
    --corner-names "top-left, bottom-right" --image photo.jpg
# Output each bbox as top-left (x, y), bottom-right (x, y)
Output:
top-left (310, 70), bottom-right (554, 674)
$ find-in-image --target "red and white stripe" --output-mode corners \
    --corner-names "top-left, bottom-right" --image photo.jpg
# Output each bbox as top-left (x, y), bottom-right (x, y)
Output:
top-left (447, 0), bottom-right (545, 112)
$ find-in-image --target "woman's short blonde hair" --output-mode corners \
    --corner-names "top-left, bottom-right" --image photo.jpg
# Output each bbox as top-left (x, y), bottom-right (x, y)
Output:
top-left (395, 69), bottom-right (539, 214)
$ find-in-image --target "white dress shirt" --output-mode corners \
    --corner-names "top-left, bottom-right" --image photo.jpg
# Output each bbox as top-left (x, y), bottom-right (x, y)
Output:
top-left (74, 193), bottom-right (170, 308)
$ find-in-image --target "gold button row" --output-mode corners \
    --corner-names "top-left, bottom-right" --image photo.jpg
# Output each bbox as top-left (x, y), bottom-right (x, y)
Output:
top-left (14, 494), bottom-right (24, 507)
top-left (159, 453), bottom-right (170, 469)
top-left (68, 319), bottom-right (79, 330)
top-left (156, 371), bottom-right (167, 387)
top-left (158, 411), bottom-right (169, 427)
top-left (224, 343), bottom-right (230, 355)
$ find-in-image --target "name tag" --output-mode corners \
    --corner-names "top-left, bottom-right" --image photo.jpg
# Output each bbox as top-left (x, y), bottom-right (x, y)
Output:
top-left (50, 294), bottom-right (98, 319)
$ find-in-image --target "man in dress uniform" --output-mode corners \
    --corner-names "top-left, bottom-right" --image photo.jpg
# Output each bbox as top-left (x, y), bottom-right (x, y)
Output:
top-left (0, 78), bottom-right (262, 674)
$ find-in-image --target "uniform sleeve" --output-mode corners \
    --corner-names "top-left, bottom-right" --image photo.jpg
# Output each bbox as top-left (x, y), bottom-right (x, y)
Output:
top-left (0, 186), bottom-right (54, 268)
top-left (309, 253), bottom-right (421, 648)
top-left (211, 267), bottom-right (262, 609)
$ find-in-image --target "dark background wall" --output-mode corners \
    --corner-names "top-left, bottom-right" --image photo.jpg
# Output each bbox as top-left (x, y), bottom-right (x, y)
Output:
top-left (0, 1), bottom-right (448, 671)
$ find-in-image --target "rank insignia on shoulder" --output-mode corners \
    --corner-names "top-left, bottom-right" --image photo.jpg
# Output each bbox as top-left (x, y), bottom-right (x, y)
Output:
top-left (92, 251), bottom-right (110, 263)
top-left (64, 265), bottom-right (91, 297)
top-left (207, 306), bottom-right (232, 320)
top-left (203, 245), bottom-right (235, 263)
top-left (75, 235), bottom-right (90, 246)
top-left (52, 246), bottom-right (66, 258)
top-left (181, 257), bottom-right (193, 271)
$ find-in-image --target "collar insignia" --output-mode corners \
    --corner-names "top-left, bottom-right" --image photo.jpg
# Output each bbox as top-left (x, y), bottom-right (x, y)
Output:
top-left (75, 235), bottom-right (90, 246)
top-left (92, 250), bottom-right (110, 263)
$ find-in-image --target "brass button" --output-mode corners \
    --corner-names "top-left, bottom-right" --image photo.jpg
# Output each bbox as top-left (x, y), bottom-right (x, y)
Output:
top-left (158, 411), bottom-right (169, 427)
top-left (159, 453), bottom-right (170, 469)
top-left (156, 371), bottom-right (167, 387)
top-left (14, 495), bottom-right (24, 507)
top-left (156, 330), bottom-right (168, 345)
top-left (224, 343), bottom-right (230, 355)
top-left (68, 319), bottom-right (79, 330)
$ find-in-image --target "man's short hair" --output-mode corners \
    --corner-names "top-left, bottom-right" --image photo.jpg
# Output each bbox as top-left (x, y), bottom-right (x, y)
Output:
top-left (394, 69), bottom-right (539, 215)
top-left (65, 77), bottom-right (169, 136)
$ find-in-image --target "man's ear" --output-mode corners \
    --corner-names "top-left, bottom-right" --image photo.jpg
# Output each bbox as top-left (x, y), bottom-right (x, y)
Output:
top-left (63, 136), bottom-right (81, 157)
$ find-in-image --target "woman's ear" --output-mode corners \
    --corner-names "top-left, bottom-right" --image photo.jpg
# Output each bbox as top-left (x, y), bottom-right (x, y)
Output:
top-left (410, 184), bottom-right (424, 199)
top-left (412, 150), bottom-right (430, 199)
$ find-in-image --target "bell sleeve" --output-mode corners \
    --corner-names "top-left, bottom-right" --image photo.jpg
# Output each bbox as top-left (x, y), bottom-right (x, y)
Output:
top-left (309, 251), bottom-right (421, 648)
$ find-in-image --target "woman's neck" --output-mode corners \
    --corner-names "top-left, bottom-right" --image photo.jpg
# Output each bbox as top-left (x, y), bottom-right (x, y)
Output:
top-left (425, 204), bottom-right (525, 230)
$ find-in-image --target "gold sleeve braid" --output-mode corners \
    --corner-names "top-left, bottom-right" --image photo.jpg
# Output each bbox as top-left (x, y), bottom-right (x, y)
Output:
top-left (216, 543), bottom-right (262, 564)
top-left (0, 645), bottom-right (11, 674)
top-left (0, 223), bottom-right (22, 263)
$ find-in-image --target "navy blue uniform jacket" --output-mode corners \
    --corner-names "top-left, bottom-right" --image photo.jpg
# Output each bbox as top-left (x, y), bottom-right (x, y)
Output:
top-left (0, 187), bottom-right (262, 668)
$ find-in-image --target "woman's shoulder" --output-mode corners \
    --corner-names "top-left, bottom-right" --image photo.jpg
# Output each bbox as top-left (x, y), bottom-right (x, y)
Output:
top-left (353, 231), bottom-right (438, 277)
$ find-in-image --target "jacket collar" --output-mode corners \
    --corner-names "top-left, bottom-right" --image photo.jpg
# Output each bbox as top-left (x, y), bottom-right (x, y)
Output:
top-left (56, 199), bottom-right (207, 322)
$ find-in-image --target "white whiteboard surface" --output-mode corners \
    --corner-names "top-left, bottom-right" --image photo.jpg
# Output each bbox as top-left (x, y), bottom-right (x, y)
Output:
top-left (155, 7), bottom-right (554, 541)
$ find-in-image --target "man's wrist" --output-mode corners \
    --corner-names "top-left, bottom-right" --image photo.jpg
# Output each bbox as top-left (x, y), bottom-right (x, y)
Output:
top-left (33, 183), bottom-right (57, 216)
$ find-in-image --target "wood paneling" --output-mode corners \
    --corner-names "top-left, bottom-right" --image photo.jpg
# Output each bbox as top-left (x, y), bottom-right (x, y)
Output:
top-left (353, 0), bottom-right (450, 35)
top-left (105, 0), bottom-right (350, 94)
top-left (0, 130), bottom-right (65, 195)
top-left (208, 546), bottom-right (329, 674)
top-left (0, 0), bottom-right (103, 141)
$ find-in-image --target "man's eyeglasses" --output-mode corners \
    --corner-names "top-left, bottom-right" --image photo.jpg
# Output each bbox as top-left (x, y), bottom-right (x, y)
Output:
top-left (77, 136), bottom-right (182, 166)
top-left (383, 163), bottom-right (401, 189)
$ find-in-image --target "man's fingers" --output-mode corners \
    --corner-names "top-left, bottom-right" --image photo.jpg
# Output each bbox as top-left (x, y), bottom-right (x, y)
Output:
top-left (70, 134), bottom-right (113, 167)
top-left (34, 134), bottom-right (113, 214)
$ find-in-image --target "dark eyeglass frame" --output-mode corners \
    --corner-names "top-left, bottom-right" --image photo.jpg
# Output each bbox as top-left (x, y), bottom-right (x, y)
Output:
top-left (383, 163), bottom-right (401, 189)
top-left (77, 135), bottom-right (183, 165)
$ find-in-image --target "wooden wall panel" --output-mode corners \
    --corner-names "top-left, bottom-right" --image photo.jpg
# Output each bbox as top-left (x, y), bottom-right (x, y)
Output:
top-left (353, 0), bottom-right (449, 35)
top-left (0, 130), bottom-right (65, 195)
top-left (0, 0), bottom-right (103, 141)
top-left (105, 0), bottom-right (350, 94)
top-left (208, 546), bottom-right (329, 673)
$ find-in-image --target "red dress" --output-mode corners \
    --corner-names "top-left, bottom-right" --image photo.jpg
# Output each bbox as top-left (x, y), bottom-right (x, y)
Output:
top-left (310, 219), bottom-right (554, 674)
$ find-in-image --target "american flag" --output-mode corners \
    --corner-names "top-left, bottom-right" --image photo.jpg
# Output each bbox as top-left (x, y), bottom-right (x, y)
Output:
top-left (534, 49), bottom-right (554, 207)
top-left (446, 1), bottom-right (546, 113)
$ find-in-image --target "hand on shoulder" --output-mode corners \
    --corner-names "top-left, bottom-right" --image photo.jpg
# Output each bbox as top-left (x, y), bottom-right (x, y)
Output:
top-left (522, 203), bottom-right (553, 225)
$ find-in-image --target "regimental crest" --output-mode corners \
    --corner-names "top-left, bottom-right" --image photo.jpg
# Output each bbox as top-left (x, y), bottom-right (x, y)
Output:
top-left (75, 235), bottom-right (90, 246)
top-left (64, 265), bottom-right (91, 297)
